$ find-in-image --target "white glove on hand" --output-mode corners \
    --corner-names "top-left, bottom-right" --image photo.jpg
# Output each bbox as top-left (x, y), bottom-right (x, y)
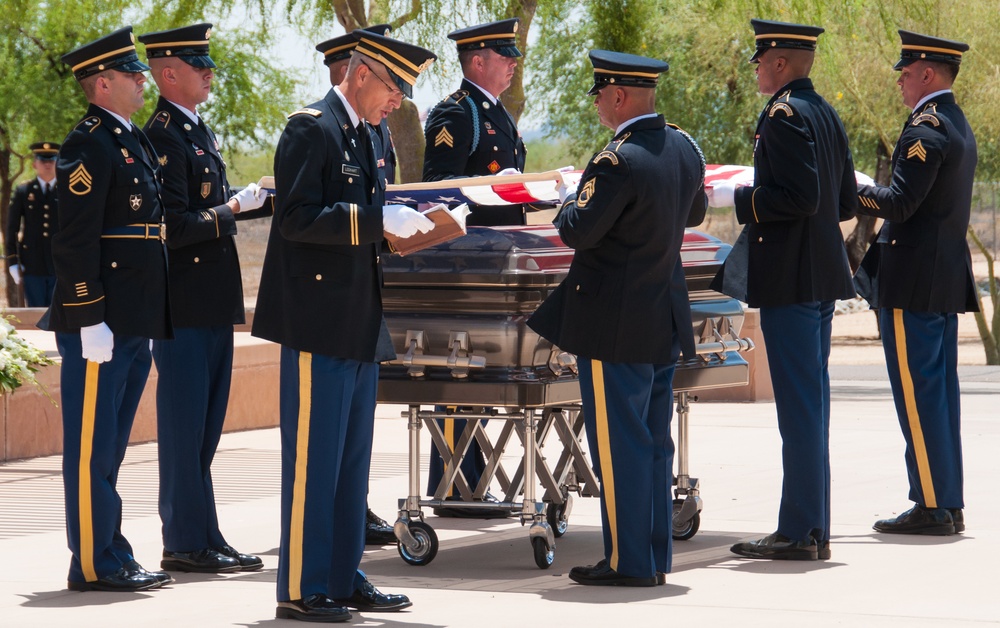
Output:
top-left (8, 265), bottom-right (22, 286)
top-left (448, 203), bottom-right (472, 231)
top-left (231, 182), bottom-right (266, 213)
top-left (383, 205), bottom-right (435, 238)
top-left (496, 167), bottom-right (521, 176)
top-left (855, 171), bottom-right (876, 187)
top-left (80, 322), bottom-right (114, 364)
top-left (707, 181), bottom-right (738, 208)
top-left (555, 166), bottom-right (576, 204)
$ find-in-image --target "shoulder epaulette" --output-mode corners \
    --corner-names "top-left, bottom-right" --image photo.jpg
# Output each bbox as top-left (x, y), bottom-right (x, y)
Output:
top-left (75, 116), bottom-right (101, 133)
top-left (449, 89), bottom-right (469, 104)
top-left (149, 110), bottom-right (171, 128)
top-left (912, 102), bottom-right (940, 128)
top-left (287, 108), bottom-right (322, 119)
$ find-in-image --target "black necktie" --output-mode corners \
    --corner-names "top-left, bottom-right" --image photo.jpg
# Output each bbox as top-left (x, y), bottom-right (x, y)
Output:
top-left (357, 122), bottom-right (372, 164)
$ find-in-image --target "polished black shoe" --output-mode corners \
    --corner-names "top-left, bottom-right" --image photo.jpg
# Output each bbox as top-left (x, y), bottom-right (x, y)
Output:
top-left (731, 532), bottom-right (819, 560)
top-left (124, 559), bottom-right (173, 586)
top-left (433, 492), bottom-right (511, 519)
top-left (334, 577), bottom-right (412, 612)
top-left (568, 559), bottom-right (658, 587)
top-left (161, 548), bottom-right (241, 573)
top-left (67, 567), bottom-right (161, 592)
top-left (276, 594), bottom-right (351, 622)
top-left (873, 504), bottom-right (956, 535)
top-left (365, 508), bottom-right (397, 545)
top-left (214, 544), bottom-right (264, 571)
top-left (949, 509), bottom-right (965, 533)
top-left (817, 540), bottom-right (832, 560)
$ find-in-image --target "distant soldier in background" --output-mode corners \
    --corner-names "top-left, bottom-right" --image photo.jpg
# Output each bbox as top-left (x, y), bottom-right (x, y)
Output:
top-left (6, 142), bottom-right (60, 307)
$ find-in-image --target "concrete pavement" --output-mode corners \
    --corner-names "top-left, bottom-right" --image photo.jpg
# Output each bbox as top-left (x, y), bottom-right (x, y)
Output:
top-left (1, 366), bottom-right (998, 627)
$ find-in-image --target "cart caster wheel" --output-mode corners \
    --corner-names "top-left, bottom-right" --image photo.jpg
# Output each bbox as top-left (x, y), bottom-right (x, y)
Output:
top-left (532, 537), bottom-right (554, 569)
top-left (546, 502), bottom-right (569, 538)
top-left (398, 521), bottom-right (439, 566)
top-left (672, 498), bottom-right (700, 541)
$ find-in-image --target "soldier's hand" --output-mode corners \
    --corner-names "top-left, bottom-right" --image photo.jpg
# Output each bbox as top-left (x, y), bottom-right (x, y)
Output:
top-left (855, 171), bottom-right (876, 187)
top-left (707, 181), bottom-right (738, 208)
top-left (383, 205), bottom-right (434, 238)
top-left (7, 265), bottom-right (22, 286)
top-left (555, 167), bottom-right (576, 204)
top-left (496, 167), bottom-right (521, 176)
top-left (79, 322), bottom-right (114, 364)
top-left (231, 183), bottom-right (266, 213)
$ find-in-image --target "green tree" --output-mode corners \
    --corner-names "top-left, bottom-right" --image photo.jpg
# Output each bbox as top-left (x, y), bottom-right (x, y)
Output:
top-left (1, 0), bottom-right (295, 306)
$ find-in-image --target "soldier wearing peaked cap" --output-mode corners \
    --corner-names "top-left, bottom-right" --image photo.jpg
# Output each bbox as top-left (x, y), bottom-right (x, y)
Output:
top-left (529, 50), bottom-right (707, 586)
top-left (41, 26), bottom-right (172, 593)
top-left (252, 30), bottom-right (436, 623)
top-left (5, 142), bottom-right (60, 306)
top-left (315, 23), bottom-right (398, 547)
top-left (421, 20), bottom-right (528, 518)
top-left (709, 19), bottom-right (858, 562)
top-left (854, 30), bottom-right (977, 537)
top-left (138, 22), bottom-right (266, 576)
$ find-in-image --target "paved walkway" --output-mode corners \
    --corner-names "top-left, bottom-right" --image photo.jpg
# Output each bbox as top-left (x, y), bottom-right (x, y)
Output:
top-left (2, 368), bottom-right (998, 627)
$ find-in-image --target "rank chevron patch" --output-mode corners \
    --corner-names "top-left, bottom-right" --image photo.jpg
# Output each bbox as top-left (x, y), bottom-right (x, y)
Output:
top-left (435, 126), bottom-right (454, 148)
top-left (69, 163), bottom-right (92, 195)
top-left (907, 140), bottom-right (927, 162)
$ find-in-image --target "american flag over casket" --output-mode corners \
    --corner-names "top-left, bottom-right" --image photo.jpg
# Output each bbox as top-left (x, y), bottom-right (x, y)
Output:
top-left (385, 164), bottom-right (872, 208)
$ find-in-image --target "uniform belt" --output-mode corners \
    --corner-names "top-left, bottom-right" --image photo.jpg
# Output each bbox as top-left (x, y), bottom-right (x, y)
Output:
top-left (100, 223), bottom-right (165, 241)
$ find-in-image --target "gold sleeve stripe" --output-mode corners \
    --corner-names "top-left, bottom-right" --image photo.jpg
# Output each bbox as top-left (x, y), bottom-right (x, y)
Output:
top-left (350, 204), bottom-right (359, 245)
top-left (209, 207), bottom-right (219, 239)
top-left (65, 296), bottom-right (105, 307)
top-left (859, 196), bottom-right (880, 210)
top-left (751, 187), bottom-right (760, 223)
top-left (78, 360), bottom-right (101, 582)
top-left (287, 351), bottom-right (313, 600)
top-left (891, 309), bottom-right (938, 508)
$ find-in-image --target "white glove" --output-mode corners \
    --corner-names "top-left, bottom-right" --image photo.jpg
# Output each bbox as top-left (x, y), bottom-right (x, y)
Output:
top-left (448, 203), bottom-right (472, 231)
top-left (383, 204), bottom-right (435, 238)
top-left (555, 166), bottom-right (575, 204)
top-left (231, 182), bottom-right (266, 213)
top-left (8, 265), bottom-right (22, 286)
top-left (496, 167), bottom-right (521, 176)
top-left (80, 322), bottom-right (114, 364)
top-left (855, 171), bottom-right (876, 187)
top-left (707, 181), bottom-right (738, 208)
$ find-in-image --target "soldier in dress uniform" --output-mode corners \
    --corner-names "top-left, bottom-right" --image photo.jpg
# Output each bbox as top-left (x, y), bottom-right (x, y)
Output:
top-left (854, 31), bottom-right (977, 536)
top-left (137, 23), bottom-right (267, 575)
top-left (41, 26), bottom-right (172, 592)
top-left (252, 31), bottom-right (436, 623)
top-left (709, 19), bottom-right (858, 561)
top-left (529, 50), bottom-right (706, 586)
top-left (315, 24), bottom-right (398, 546)
top-left (6, 142), bottom-right (60, 306)
top-left (421, 19), bottom-right (526, 517)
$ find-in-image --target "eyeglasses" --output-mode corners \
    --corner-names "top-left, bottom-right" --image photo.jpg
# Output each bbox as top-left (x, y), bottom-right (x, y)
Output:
top-left (359, 59), bottom-right (404, 99)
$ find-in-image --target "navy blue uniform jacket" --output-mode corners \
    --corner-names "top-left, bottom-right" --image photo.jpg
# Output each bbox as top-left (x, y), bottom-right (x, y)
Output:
top-left (713, 78), bottom-right (857, 307)
top-left (252, 90), bottom-right (388, 360)
top-left (528, 115), bottom-right (705, 364)
top-left (6, 178), bottom-right (58, 275)
top-left (854, 92), bottom-right (979, 313)
top-left (41, 105), bottom-right (170, 339)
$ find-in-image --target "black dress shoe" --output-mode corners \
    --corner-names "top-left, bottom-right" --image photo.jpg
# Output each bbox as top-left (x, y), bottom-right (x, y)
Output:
top-left (161, 548), bottom-right (241, 573)
top-left (874, 504), bottom-right (956, 535)
top-left (67, 567), bottom-right (161, 592)
top-left (817, 540), bottom-right (832, 560)
top-left (276, 594), bottom-right (351, 622)
top-left (731, 532), bottom-right (819, 560)
top-left (568, 559), bottom-right (658, 587)
top-left (433, 492), bottom-right (511, 519)
top-left (334, 577), bottom-right (412, 612)
top-left (214, 544), bottom-right (264, 571)
top-left (949, 509), bottom-right (965, 533)
top-left (365, 508), bottom-right (397, 545)
top-left (124, 559), bottom-right (173, 586)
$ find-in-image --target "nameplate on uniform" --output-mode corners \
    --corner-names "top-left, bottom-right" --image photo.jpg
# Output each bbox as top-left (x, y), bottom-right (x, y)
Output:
top-left (342, 164), bottom-right (361, 177)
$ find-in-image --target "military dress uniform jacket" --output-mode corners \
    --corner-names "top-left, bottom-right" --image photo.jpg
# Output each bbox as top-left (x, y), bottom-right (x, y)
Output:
top-left (144, 97), bottom-right (245, 328)
top-left (5, 179), bottom-right (58, 275)
top-left (372, 119), bottom-right (396, 186)
top-left (855, 92), bottom-right (979, 313)
top-left (528, 116), bottom-right (704, 364)
top-left (423, 79), bottom-right (526, 226)
top-left (41, 104), bottom-right (170, 339)
top-left (252, 89), bottom-right (388, 361)
top-left (715, 78), bottom-right (857, 308)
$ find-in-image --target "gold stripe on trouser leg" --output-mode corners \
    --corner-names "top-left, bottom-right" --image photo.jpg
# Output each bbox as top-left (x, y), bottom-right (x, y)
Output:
top-left (79, 361), bottom-right (100, 581)
top-left (893, 309), bottom-right (937, 508)
top-left (591, 359), bottom-right (619, 570)
top-left (444, 416), bottom-right (454, 498)
top-left (288, 352), bottom-right (313, 600)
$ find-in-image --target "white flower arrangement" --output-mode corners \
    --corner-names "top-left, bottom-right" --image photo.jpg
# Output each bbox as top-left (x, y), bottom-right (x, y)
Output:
top-left (0, 313), bottom-right (55, 397)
